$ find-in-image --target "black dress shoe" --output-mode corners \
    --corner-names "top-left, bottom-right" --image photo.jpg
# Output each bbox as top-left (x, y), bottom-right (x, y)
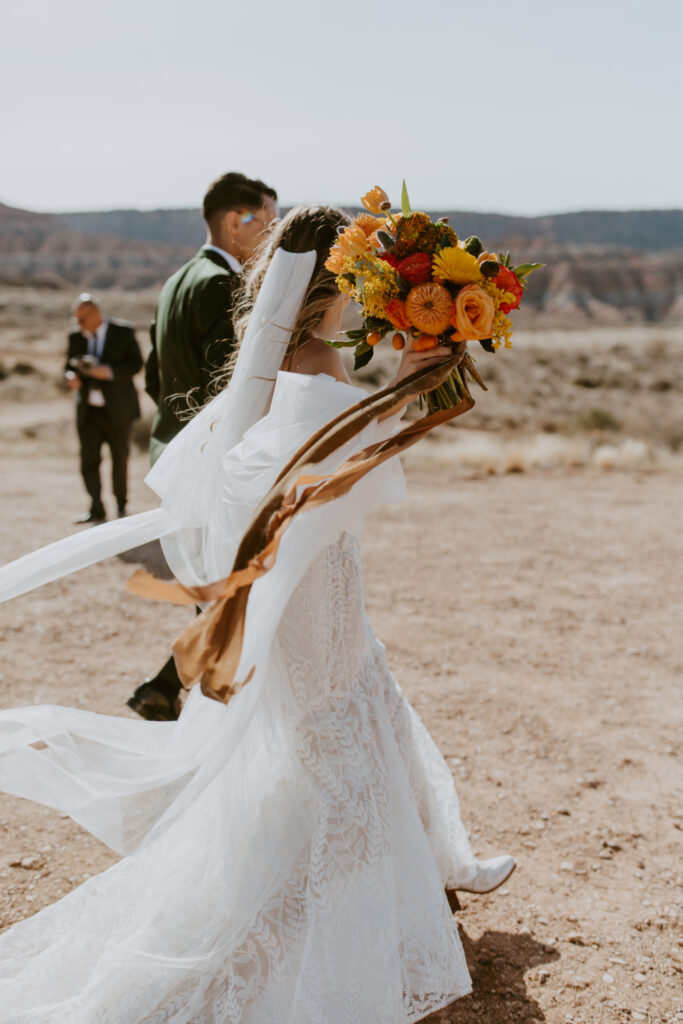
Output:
top-left (117, 505), bottom-right (127, 518)
top-left (127, 679), bottom-right (182, 721)
top-left (73, 509), bottom-right (106, 524)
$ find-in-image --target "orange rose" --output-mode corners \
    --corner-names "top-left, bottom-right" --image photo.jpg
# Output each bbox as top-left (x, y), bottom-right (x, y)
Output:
top-left (361, 186), bottom-right (391, 215)
top-left (450, 284), bottom-right (495, 341)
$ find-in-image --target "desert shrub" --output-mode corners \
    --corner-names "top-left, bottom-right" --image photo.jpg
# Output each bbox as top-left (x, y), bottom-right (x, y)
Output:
top-left (579, 408), bottom-right (621, 431)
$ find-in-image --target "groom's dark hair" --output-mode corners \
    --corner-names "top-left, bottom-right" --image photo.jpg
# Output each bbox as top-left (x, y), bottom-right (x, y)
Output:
top-left (202, 172), bottom-right (278, 226)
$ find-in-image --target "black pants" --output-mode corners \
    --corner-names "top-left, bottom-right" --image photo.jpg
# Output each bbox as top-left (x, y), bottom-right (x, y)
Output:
top-left (149, 604), bottom-right (202, 699)
top-left (77, 407), bottom-right (131, 512)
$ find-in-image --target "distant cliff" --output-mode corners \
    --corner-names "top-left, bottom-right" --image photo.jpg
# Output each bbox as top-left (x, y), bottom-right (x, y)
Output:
top-left (0, 203), bottom-right (681, 325)
top-left (59, 206), bottom-right (683, 253)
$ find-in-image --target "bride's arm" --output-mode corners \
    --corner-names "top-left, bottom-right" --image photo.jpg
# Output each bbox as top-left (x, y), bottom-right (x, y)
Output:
top-left (289, 337), bottom-right (467, 420)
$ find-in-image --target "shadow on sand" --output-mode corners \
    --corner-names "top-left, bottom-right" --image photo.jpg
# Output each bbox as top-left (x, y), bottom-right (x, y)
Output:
top-left (117, 540), bottom-right (173, 579)
top-left (425, 928), bottom-right (559, 1022)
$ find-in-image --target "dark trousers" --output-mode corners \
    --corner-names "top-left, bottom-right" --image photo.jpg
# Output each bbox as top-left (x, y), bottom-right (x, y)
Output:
top-left (154, 653), bottom-right (183, 698)
top-left (150, 605), bottom-right (202, 699)
top-left (77, 407), bottom-right (131, 512)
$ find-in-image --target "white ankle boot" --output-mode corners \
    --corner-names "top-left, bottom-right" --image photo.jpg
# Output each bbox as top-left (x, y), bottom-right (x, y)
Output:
top-left (458, 854), bottom-right (516, 894)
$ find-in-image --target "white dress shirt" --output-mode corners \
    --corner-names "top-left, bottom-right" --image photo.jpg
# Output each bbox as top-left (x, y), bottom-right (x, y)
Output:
top-left (202, 245), bottom-right (242, 274)
top-left (83, 319), bottom-right (109, 406)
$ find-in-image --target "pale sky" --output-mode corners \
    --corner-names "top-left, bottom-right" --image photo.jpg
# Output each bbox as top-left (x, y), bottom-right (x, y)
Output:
top-left (1, 0), bottom-right (681, 215)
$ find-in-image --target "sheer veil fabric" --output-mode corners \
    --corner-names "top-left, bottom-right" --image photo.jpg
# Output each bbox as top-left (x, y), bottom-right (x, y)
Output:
top-left (0, 248), bottom-right (478, 1021)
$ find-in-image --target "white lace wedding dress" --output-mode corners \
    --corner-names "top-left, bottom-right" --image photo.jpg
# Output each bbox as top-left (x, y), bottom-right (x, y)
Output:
top-left (0, 370), bottom-right (478, 1022)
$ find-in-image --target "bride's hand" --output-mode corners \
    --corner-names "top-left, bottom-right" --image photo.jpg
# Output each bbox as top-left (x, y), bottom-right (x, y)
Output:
top-left (390, 340), bottom-right (467, 390)
top-left (377, 340), bottom-right (468, 422)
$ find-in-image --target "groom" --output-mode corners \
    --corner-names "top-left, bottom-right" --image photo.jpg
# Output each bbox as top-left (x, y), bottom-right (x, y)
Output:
top-left (129, 171), bottom-right (278, 721)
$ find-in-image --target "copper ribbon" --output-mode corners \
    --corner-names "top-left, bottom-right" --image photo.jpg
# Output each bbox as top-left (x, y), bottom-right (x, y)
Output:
top-left (126, 355), bottom-right (479, 704)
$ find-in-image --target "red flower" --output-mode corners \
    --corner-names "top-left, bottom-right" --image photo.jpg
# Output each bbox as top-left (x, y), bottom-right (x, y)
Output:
top-left (396, 252), bottom-right (433, 286)
top-left (384, 298), bottom-right (412, 332)
top-left (377, 251), bottom-right (398, 268)
top-left (493, 266), bottom-right (523, 313)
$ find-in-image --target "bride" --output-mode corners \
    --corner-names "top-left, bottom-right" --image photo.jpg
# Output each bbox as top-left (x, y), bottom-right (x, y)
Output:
top-left (0, 204), bottom-right (514, 1023)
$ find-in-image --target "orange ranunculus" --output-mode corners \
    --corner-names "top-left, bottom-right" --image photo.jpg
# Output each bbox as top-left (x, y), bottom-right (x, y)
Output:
top-left (384, 298), bottom-right (412, 331)
top-left (354, 212), bottom-right (385, 237)
top-left (324, 245), bottom-right (346, 274)
top-left (412, 334), bottom-right (440, 352)
top-left (450, 284), bottom-right (495, 341)
top-left (405, 282), bottom-right (453, 335)
top-left (337, 224), bottom-right (369, 258)
top-left (361, 186), bottom-right (391, 215)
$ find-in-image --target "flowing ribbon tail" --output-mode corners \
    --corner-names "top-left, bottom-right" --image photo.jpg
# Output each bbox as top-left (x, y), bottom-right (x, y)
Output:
top-left (0, 508), bottom-right (177, 603)
top-left (129, 359), bottom-right (475, 704)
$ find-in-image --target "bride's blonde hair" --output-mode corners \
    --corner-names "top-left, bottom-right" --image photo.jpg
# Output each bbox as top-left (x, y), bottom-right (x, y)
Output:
top-left (226, 204), bottom-right (350, 382)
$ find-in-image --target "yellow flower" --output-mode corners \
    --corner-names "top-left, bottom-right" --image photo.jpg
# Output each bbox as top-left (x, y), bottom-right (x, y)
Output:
top-left (337, 254), bottom-right (400, 317)
top-left (482, 280), bottom-right (515, 348)
top-left (361, 186), bottom-right (391, 215)
top-left (432, 246), bottom-right (483, 285)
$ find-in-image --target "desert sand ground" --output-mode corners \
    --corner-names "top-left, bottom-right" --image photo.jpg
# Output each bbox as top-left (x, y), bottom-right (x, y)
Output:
top-left (0, 304), bottom-right (682, 1023)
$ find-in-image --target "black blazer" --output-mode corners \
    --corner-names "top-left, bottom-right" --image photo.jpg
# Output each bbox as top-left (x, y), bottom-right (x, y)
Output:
top-left (66, 319), bottom-right (143, 426)
top-left (145, 248), bottom-right (239, 463)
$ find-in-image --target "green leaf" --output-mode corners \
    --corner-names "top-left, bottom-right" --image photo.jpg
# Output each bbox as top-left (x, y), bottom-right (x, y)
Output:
top-left (324, 337), bottom-right (361, 348)
top-left (364, 316), bottom-right (391, 332)
top-left (354, 342), bottom-right (374, 370)
top-left (513, 262), bottom-right (543, 279)
top-left (401, 180), bottom-right (412, 217)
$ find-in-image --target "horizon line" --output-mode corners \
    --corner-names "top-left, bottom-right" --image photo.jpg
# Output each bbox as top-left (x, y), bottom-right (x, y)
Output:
top-left (3, 199), bottom-right (683, 220)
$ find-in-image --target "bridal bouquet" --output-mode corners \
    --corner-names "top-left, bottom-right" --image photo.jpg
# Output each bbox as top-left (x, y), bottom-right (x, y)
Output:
top-left (325, 183), bottom-right (541, 412)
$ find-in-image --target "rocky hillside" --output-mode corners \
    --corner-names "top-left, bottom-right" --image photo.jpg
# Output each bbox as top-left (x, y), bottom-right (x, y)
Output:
top-left (0, 203), bottom-right (681, 325)
top-left (60, 206), bottom-right (683, 252)
top-left (0, 204), bottom-right (193, 290)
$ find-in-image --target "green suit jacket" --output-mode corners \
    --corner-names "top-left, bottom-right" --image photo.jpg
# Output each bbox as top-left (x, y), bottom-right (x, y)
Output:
top-left (145, 248), bottom-right (239, 464)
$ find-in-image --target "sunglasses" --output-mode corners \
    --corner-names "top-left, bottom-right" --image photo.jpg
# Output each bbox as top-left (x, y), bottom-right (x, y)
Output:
top-left (239, 210), bottom-right (272, 227)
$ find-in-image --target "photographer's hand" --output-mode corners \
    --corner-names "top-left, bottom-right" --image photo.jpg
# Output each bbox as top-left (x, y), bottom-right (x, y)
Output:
top-left (83, 364), bottom-right (114, 381)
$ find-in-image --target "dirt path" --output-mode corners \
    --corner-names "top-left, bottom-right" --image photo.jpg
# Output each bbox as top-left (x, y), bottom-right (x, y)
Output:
top-left (0, 454), bottom-right (682, 1024)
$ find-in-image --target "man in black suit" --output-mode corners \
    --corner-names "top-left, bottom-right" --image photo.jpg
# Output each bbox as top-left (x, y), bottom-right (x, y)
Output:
top-left (128, 172), bottom-right (278, 721)
top-left (65, 295), bottom-right (143, 523)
